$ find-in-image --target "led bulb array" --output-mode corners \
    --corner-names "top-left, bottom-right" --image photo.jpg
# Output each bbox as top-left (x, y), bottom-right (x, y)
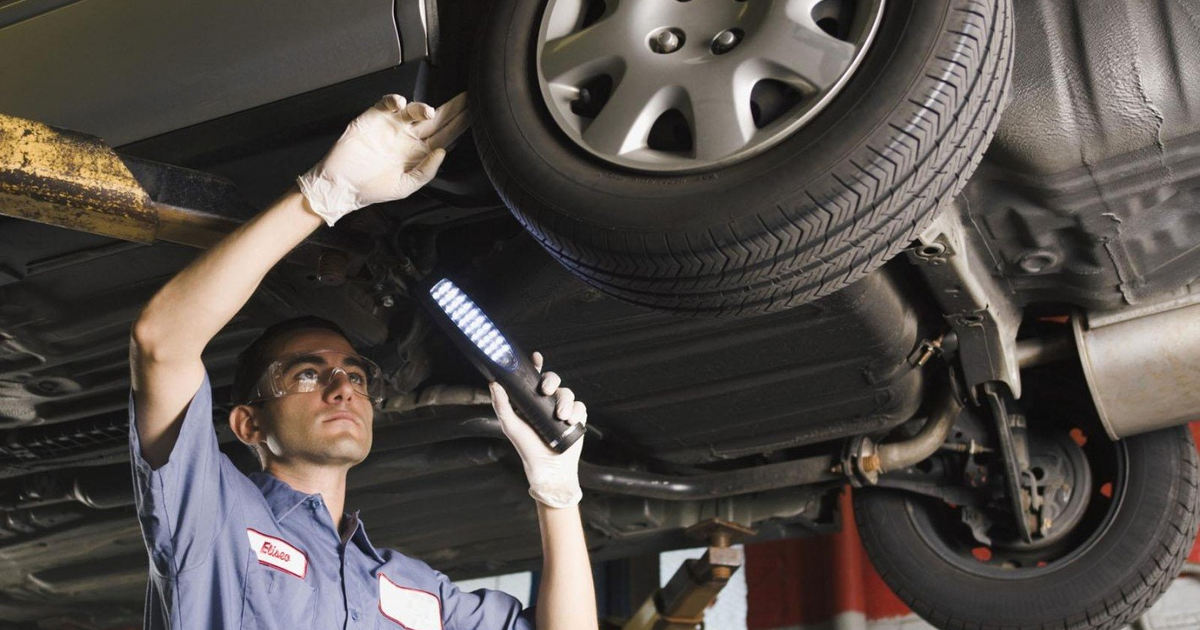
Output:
top-left (430, 279), bottom-right (518, 371)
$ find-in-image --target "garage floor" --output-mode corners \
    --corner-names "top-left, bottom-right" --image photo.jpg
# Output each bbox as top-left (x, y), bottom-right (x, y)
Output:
top-left (788, 576), bottom-right (1200, 630)
top-left (457, 547), bottom-right (1200, 630)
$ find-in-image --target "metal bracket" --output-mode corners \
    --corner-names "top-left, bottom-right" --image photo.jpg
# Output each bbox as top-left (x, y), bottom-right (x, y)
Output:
top-left (872, 476), bottom-right (986, 508)
top-left (981, 382), bottom-right (1035, 543)
top-left (907, 209), bottom-right (1023, 402)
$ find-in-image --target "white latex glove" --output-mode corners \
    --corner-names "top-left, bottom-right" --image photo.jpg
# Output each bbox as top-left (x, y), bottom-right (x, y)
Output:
top-left (489, 352), bottom-right (587, 509)
top-left (297, 92), bottom-right (469, 226)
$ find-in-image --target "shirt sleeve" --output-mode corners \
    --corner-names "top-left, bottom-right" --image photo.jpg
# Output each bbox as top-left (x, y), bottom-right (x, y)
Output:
top-left (129, 371), bottom-right (240, 577)
top-left (435, 567), bottom-right (536, 630)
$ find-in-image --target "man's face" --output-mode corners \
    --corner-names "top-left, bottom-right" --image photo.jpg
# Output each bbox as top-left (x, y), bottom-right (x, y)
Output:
top-left (251, 328), bottom-right (375, 468)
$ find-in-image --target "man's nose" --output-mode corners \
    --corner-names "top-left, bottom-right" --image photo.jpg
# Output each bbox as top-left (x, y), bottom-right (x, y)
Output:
top-left (323, 367), bottom-right (357, 401)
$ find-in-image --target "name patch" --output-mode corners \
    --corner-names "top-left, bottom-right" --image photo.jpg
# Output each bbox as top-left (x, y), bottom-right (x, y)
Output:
top-left (246, 528), bottom-right (307, 579)
top-left (379, 573), bottom-right (442, 630)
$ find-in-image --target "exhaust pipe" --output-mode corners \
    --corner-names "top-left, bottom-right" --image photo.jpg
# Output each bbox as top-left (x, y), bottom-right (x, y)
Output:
top-left (845, 383), bottom-right (963, 485)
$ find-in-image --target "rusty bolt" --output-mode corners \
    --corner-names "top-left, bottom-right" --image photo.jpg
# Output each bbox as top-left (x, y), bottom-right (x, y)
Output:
top-left (316, 250), bottom-right (348, 286)
top-left (861, 453), bottom-right (883, 473)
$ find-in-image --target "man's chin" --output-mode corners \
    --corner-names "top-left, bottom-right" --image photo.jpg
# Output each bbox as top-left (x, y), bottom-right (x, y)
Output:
top-left (312, 437), bottom-right (370, 467)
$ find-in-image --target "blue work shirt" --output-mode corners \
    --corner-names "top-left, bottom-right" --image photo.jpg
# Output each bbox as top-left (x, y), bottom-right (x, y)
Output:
top-left (129, 372), bottom-right (535, 629)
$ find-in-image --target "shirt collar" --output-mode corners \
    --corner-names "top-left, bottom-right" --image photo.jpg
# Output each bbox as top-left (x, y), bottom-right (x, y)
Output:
top-left (249, 472), bottom-right (386, 563)
top-left (248, 471), bottom-right (316, 522)
top-left (344, 511), bottom-right (386, 564)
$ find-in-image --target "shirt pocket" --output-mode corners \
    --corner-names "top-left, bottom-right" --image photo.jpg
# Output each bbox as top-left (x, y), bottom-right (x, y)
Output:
top-left (241, 561), bottom-right (317, 630)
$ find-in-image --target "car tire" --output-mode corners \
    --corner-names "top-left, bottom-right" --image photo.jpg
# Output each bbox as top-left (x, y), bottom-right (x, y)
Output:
top-left (471, 0), bottom-right (1013, 316)
top-left (854, 424), bottom-right (1200, 630)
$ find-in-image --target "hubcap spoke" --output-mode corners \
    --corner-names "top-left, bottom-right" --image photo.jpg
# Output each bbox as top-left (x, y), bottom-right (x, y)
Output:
top-left (582, 73), bottom-right (672, 156)
top-left (686, 69), bottom-right (756, 161)
top-left (756, 7), bottom-right (859, 91)
top-left (541, 17), bottom-right (630, 84)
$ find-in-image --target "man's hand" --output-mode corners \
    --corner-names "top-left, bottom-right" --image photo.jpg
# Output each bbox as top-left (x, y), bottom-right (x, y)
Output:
top-left (489, 351), bottom-right (586, 509)
top-left (132, 92), bottom-right (466, 468)
top-left (297, 92), bottom-right (469, 226)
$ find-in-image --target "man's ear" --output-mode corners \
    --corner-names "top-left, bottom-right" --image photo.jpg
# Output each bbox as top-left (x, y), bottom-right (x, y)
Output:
top-left (229, 404), bottom-right (264, 447)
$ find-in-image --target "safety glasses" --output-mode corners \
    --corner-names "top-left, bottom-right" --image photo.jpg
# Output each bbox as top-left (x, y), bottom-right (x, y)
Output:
top-left (244, 350), bottom-right (384, 405)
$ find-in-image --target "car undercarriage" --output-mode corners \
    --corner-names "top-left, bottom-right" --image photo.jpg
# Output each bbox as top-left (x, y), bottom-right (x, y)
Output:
top-left (2, 0), bottom-right (1199, 628)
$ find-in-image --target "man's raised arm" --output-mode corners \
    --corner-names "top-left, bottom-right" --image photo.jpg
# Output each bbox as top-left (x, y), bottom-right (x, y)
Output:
top-left (130, 93), bottom-right (467, 468)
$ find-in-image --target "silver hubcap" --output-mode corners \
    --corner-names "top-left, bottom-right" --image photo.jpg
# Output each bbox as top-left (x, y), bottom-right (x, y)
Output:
top-left (536, 0), bottom-right (885, 173)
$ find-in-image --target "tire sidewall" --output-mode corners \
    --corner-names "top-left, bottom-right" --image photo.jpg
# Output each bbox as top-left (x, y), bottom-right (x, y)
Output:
top-left (473, 0), bottom-right (953, 231)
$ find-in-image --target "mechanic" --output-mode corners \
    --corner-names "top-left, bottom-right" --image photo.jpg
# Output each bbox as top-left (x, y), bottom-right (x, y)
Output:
top-left (127, 93), bottom-right (598, 630)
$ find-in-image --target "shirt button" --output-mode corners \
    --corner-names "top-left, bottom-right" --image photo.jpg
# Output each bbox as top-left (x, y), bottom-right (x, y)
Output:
top-left (351, 610), bottom-right (360, 622)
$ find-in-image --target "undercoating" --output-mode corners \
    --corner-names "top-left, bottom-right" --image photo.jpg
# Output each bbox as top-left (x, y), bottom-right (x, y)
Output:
top-left (974, 0), bottom-right (1200, 308)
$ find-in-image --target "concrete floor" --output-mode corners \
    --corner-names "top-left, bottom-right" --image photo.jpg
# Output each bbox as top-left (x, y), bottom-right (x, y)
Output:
top-left (453, 561), bottom-right (1200, 630)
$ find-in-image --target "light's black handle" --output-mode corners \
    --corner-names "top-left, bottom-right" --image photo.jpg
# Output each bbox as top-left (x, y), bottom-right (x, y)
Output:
top-left (421, 279), bottom-right (584, 453)
top-left (487, 352), bottom-right (584, 454)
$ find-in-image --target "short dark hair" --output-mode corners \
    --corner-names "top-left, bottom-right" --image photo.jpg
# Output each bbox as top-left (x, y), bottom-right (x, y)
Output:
top-left (229, 316), bottom-right (353, 405)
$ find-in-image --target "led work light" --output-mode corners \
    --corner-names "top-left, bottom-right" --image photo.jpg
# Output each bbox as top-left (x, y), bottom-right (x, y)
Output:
top-left (426, 278), bottom-right (584, 453)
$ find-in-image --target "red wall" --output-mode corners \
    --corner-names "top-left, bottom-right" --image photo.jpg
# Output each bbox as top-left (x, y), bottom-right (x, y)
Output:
top-left (745, 490), bottom-right (909, 628)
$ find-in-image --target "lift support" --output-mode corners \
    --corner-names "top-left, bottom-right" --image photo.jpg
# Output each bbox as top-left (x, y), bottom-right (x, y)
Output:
top-left (622, 518), bottom-right (756, 630)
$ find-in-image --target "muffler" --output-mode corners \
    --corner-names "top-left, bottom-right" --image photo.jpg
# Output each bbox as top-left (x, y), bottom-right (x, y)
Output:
top-left (1073, 299), bottom-right (1200, 440)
